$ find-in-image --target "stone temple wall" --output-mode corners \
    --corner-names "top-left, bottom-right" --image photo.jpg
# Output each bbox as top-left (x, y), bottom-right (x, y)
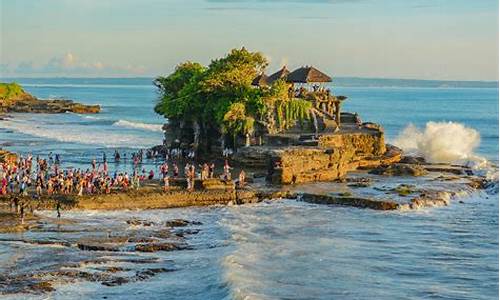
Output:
top-left (268, 131), bottom-right (389, 184)
top-left (317, 131), bottom-right (386, 156)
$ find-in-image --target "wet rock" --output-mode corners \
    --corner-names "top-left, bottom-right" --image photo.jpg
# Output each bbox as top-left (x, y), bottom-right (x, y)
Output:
top-left (369, 163), bottom-right (428, 176)
top-left (423, 165), bottom-right (468, 175)
top-left (346, 177), bottom-right (372, 188)
top-left (29, 281), bottom-right (55, 293)
top-left (392, 184), bottom-right (417, 196)
top-left (399, 156), bottom-right (426, 164)
top-left (174, 228), bottom-right (201, 237)
top-left (126, 219), bottom-right (156, 226)
top-left (406, 191), bottom-right (451, 209)
top-left (101, 277), bottom-right (129, 286)
top-left (135, 242), bottom-right (190, 252)
top-left (301, 193), bottom-right (399, 210)
top-left (165, 219), bottom-right (202, 227)
top-left (76, 236), bottom-right (128, 252)
top-left (135, 268), bottom-right (172, 281)
top-left (434, 175), bottom-right (461, 181)
top-left (467, 178), bottom-right (488, 190)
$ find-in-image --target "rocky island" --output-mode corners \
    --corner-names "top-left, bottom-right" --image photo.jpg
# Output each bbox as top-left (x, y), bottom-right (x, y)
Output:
top-left (0, 82), bottom-right (100, 114)
top-left (1, 48), bottom-right (493, 214)
top-left (0, 49), bottom-right (496, 296)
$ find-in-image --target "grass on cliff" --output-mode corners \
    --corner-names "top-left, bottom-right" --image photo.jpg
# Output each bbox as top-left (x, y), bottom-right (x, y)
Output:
top-left (0, 82), bottom-right (26, 101)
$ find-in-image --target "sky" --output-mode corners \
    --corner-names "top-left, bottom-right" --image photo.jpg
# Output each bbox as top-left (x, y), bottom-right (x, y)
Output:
top-left (0, 0), bottom-right (498, 80)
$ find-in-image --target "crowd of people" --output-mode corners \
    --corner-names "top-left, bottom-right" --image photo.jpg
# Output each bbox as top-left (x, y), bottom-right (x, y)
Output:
top-left (0, 149), bottom-right (246, 198)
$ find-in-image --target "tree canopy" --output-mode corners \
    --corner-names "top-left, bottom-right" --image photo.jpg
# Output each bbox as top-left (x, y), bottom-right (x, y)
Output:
top-left (154, 48), bottom-right (311, 142)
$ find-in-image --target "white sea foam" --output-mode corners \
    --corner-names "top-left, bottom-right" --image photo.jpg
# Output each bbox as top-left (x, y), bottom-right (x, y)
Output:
top-left (0, 118), bottom-right (160, 148)
top-left (113, 119), bottom-right (163, 132)
top-left (393, 121), bottom-right (482, 164)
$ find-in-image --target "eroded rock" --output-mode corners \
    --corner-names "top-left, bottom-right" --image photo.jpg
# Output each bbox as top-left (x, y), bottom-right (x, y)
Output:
top-left (369, 163), bottom-right (428, 176)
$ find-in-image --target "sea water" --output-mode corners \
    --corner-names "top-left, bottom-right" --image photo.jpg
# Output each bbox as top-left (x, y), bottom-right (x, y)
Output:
top-left (0, 78), bottom-right (498, 299)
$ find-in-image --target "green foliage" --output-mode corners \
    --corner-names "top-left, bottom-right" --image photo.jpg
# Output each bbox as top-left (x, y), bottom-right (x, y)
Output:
top-left (153, 62), bottom-right (205, 119)
top-left (276, 98), bottom-right (312, 129)
top-left (154, 48), bottom-right (313, 140)
top-left (0, 82), bottom-right (25, 101)
top-left (222, 102), bottom-right (255, 138)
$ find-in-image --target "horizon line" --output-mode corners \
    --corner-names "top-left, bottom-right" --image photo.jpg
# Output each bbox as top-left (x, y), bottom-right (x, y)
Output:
top-left (0, 75), bottom-right (498, 84)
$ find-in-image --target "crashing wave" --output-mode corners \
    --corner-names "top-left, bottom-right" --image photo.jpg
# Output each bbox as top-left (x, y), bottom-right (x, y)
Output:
top-left (0, 118), bottom-right (160, 148)
top-left (113, 120), bottom-right (163, 132)
top-left (393, 121), bottom-right (498, 193)
top-left (393, 121), bottom-right (481, 164)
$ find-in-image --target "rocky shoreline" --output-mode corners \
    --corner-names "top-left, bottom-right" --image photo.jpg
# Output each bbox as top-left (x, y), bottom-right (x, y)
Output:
top-left (0, 153), bottom-right (495, 296)
top-left (0, 82), bottom-right (100, 114)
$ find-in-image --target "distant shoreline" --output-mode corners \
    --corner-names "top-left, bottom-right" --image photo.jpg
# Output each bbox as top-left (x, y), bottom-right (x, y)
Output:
top-left (0, 76), bottom-right (498, 89)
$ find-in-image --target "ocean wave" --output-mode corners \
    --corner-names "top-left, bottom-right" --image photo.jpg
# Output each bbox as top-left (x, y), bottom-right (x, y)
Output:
top-left (393, 121), bottom-right (482, 164)
top-left (113, 120), bottom-right (163, 132)
top-left (0, 118), bottom-right (160, 148)
top-left (20, 83), bottom-right (152, 89)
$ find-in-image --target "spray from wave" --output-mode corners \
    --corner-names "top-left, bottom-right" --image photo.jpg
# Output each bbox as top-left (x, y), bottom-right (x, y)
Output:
top-left (113, 120), bottom-right (163, 132)
top-left (393, 121), bottom-right (482, 164)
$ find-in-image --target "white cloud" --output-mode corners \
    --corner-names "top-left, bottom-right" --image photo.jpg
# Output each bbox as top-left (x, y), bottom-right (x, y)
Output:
top-left (2, 53), bottom-right (147, 77)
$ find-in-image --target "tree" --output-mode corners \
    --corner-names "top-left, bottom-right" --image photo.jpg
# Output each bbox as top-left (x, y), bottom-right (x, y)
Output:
top-left (222, 103), bottom-right (255, 149)
top-left (154, 48), bottom-right (313, 150)
top-left (153, 62), bottom-right (205, 120)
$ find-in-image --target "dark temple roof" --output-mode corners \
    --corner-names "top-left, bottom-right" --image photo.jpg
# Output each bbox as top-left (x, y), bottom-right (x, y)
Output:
top-left (251, 73), bottom-right (270, 87)
top-left (267, 66), bottom-right (290, 84)
top-left (286, 66), bottom-right (332, 83)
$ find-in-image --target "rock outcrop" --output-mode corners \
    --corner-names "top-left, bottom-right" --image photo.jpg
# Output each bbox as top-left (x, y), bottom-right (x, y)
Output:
top-left (0, 82), bottom-right (100, 114)
top-left (369, 163), bottom-right (428, 176)
top-left (238, 129), bottom-right (402, 185)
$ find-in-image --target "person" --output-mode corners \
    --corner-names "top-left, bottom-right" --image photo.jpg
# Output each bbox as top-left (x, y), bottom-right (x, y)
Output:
top-left (238, 170), bottom-right (246, 188)
top-left (223, 160), bottom-right (231, 181)
top-left (184, 163), bottom-right (191, 190)
top-left (173, 163), bottom-right (179, 178)
top-left (56, 201), bottom-right (61, 219)
top-left (148, 170), bottom-right (154, 180)
top-left (354, 112), bottom-right (362, 129)
top-left (19, 201), bottom-right (25, 224)
top-left (209, 163), bottom-right (215, 179)
top-left (163, 174), bottom-right (170, 192)
top-left (132, 173), bottom-right (140, 190)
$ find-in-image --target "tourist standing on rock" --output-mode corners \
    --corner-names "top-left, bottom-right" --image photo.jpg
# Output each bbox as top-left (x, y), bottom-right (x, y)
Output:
top-left (184, 163), bottom-right (191, 190)
top-left (19, 202), bottom-right (25, 224)
top-left (355, 112), bottom-right (362, 129)
top-left (223, 160), bottom-right (232, 181)
top-left (163, 174), bottom-right (170, 192)
top-left (56, 201), bottom-right (61, 219)
top-left (132, 173), bottom-right (140, 190)
top-left (238, 170), bottom-right (246, 188)
top-left (209, 163), bottom-right (215, 179)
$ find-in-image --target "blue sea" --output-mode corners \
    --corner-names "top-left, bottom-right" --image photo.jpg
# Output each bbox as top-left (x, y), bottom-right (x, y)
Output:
top-left (0, 77), bottom-right (498, 299)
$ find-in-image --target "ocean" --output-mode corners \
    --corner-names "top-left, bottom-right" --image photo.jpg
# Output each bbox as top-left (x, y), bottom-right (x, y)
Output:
top-left (0, 77), bottom-right (498, 299)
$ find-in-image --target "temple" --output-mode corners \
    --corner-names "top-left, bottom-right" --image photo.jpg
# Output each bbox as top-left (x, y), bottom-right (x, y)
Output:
top-left (156, 53), bottom-right (399, 185)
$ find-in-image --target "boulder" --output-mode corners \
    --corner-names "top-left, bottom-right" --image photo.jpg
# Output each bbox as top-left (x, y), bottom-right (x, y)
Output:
top-left (369, 163), bottom-right (428, 176)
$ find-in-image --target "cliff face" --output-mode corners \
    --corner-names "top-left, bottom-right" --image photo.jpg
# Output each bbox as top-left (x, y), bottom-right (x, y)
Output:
top-left (318, 131), bottom-right (386, 156)
top-left (269, 146), bottom-right (356, 184)
top-left (0, 82), bottom-right (100, 114)
top-left (230, 129), bottom-right (400, 185)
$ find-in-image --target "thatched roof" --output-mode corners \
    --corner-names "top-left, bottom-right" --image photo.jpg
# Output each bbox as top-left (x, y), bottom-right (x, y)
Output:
top-left (267, 66), bottom-right (290, 84)
top-left (251, 73), bottom-right (269, 87)
top-left (287, 66), bottom-right (332, 83)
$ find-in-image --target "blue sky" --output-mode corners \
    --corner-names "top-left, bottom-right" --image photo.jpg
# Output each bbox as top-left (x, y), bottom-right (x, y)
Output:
top-left (1, 0), bottom-right (498, 80)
